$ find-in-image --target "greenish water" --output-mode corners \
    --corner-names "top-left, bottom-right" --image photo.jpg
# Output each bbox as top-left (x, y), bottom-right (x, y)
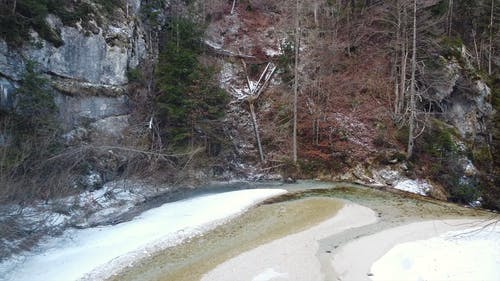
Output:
top-left (110, 197), bottom-right (343, 281)
top-left (109, 183), bottom-right (493, 281)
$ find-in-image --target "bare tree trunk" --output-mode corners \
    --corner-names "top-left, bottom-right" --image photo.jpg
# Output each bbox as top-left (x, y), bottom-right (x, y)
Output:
top-left (176, 23), bottom-right (180, 50)
top-left (473, 29), bottom-right (482, 69)
top-left (316, 119), bottom-right (320, 145)
top-left (231, 0), bottom-right (237, 14)
top-left (12, 0), bottom-right (16, 14)
top-left (398, 5), bottom-right (408, 118)
top-left (293, 0), bottom-right (300, 163)
top-left (399, 36), bottom-right (408, 116)
top-left (394, 63), bottom-right (400, 114)
top-left (407, 0), bottom-right (417, 159)
top-left (489, 0), bottom-right (494, 75)
top-left (249, 102), bottom-right (265, 162)
top-left (313, 2), bottom-right (319, 28)
top-left (394, 0), bottom-right (402, 116)
top-left (346, 10), bottom-right (352, 57)
top-left (241, 61), bottom-right (276, 163)
top-left (447, 0), bottom-right (453, 37)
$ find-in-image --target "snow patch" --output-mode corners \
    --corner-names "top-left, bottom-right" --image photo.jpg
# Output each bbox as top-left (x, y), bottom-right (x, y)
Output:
top-left (219, 62), bottom-right (250, 101)
top-left (0, 180), bottom-right (170, 263)
top-left (252, 268), bottom-right (289, 281)
top-left (329, 112), bottom-right (375, 150)
top-left (394, 179), bottom-right (432, 196)
top-left (371, 223), bottom-right (500, 281)
top-left (0, 189), bottom-right (287, 281)
top-left (264, 48), bottom-right (281, 57)
top-left (204, 39), bottom-right (223, 50)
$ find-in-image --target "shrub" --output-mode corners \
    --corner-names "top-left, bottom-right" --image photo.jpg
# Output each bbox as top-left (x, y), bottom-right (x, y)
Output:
top-left (12, 63), bottom-right (60, 164)
top-left (0, 62), bottom-right (67, 202)
top-left (417, 119), bottom-right (458, 158)
top-left (298, 159), bottom-right (326, 178)
top-left (127, 68), bottom-right (143, 83)
top-left (277, 38), bottom-right (294, 84)
top-left (140, 0), bottom-right (167, 27)
top-left (449, 181), bottom-right (481, 204)
top-left (15, 62), bottom-right (59, 135)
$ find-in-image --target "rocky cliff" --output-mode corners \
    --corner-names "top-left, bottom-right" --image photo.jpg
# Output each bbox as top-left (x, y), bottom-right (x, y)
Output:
top-left (0, 0), bottom-right (498, 208)
top-left (0, 0), bottom-right (146, 138)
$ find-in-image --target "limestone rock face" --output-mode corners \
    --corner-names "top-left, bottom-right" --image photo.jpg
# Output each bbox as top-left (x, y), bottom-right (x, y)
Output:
top-left (0, 1), bottom-right (149, 141)
top-left (55, 94), bottom-right (129, 130)
top-left (425, 55), bottom-right (493, 143)
top-left (29, 26), bottom-right (128, 85)
top-left (442, 77), bottom-right (492, 141)
top-left (0, 15), bottom-right (146, 86)
top-left (0, 39), bottom-right (25, 80)
top-left (0, 77), bottom-right (16, 110)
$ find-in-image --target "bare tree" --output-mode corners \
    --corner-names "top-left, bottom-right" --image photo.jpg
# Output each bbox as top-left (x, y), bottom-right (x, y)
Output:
top-left (407, 0), bottom-right (417, 159)
top-left (488, 0), bottom-right (495, 75)
top-left (293, 0), bottom-right (300, 163)
top-left (447, 0), bottom-right (454, 36)
top-left (231, 0), bottom-right (237, 14)
top-left (241, 61), bottom-right (277, 163)
top-left (394, 0), bottom-right (409, 118)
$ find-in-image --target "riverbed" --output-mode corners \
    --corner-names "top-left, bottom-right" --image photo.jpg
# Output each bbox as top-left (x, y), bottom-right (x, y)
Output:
top-left (109, 184), bottom-right (497, 281)
top-left (0, 181), bottom-right (497, 281)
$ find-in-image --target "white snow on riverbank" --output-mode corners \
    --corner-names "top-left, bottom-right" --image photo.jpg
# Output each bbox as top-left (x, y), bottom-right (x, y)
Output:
top-left (393, 179), bottom-right (431, 196)
top-left (371, 222), bottom-right (500, 281)
top-left (0, 189), bottom-right (286, 281)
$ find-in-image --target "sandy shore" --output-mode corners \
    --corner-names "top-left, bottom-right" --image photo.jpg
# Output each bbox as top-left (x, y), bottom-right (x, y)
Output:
top-left (108, 197), bottom-right (345, 281)
top-left (202, 211), bottom-right (493, 281)
top-left (331, 219), bottom-right (495, 281)
top-left (110, 185), bottom-right (493, 281)
top-left (201, 203), bottom-right (377, 281)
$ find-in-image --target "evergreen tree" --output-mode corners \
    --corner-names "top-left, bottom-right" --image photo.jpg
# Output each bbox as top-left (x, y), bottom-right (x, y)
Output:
top-left (156, 17), bottom-right (228, 147)
top-left (15, 62), bottom-right (59, 142)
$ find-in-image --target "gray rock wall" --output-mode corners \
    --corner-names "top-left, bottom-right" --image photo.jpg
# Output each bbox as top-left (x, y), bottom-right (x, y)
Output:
top-left (425, 55), bottom-right (493, 144)
top-left (55, 94), bottom-right (129, 130)
top-left (0, 1), bottom-right (150, 142)
top-left (2, 12), bottom-right (148, 87)
top-left (0, 78), bottom-right (16, 110)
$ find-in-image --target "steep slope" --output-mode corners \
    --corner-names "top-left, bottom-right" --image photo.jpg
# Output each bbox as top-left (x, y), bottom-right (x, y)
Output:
top-left (0, 0), bottom-right (498, 208)
top-left (203, 0), bottom-right (499, 208)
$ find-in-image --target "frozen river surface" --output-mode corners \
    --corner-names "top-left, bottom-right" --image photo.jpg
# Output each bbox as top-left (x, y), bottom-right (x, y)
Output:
top-left (0, 189), bottom-right (286, 281)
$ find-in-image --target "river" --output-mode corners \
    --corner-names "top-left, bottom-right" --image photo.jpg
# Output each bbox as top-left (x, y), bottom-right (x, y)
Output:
top-left (108, 182), bottom-right (497, 281)
top-left (0, 181), bottom-right (497, 281)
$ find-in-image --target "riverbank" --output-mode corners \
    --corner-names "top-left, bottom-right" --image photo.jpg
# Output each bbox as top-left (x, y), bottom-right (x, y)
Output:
top-left (202, 202), bottom-right (377, 281)
top-left (0, 189), bottom-right (287, 281)
top-left (110, 185), bottom-right (496, 281)
top-left (108, 197), bottom-right (345, 281)
top-left (332, 219), bottom-right (499, 281)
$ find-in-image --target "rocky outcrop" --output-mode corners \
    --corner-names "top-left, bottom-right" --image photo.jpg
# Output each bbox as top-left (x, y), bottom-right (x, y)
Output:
top-left (55, 93), bottom-right (129, 129)
top-left (0, 13), bottom-right (146, 85)
top-left (425, 53), bottom-right (493, 144)
top-left (0, 77), bottom-right (16, 110)
top-left (442, 78), bottom-right (492, 141)
top-left (0, 1), bottom-right (149, 141)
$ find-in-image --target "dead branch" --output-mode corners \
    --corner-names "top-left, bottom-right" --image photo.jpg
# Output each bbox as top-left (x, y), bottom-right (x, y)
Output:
top-left (204, 41), bottom-right (256, 59)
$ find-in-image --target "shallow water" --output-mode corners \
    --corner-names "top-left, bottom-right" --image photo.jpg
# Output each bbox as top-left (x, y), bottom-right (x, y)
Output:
top-left (109, 197), bottom-right (344, 281)
top-left (110, 183), bottom-right (493, 281)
